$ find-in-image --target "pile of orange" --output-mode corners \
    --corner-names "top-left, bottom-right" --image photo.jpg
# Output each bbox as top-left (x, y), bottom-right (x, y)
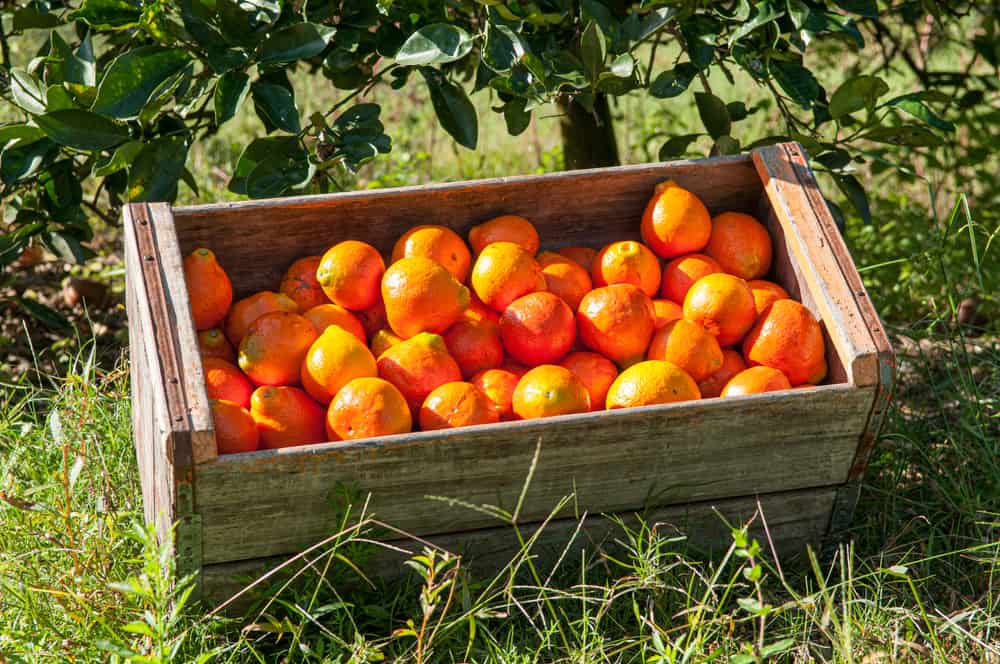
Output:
top-left (186, 180), bottom-right (827, 455)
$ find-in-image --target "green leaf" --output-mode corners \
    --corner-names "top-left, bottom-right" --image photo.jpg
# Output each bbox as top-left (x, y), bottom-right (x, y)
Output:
top-left (92, 47), bottom-right (192, 120)
top-left (421, 68), bottom-right (477, 150)
top-left (17, 296), bottom-right (71, 331)
top-left (10, 69), bottom-right (47, 115)
top-left (13, 6), bottom-right (63, 30)
top-left (786, 0), bottom-right (810, 28)
top-left (45, 85), bottom-right (76, 111)
top-left (695, 92), bottom-right (731, 139)
top-left (394, 24), bottom-right (473, 66)
top-left (832, 0), bottom-right (877, 17)
top-left (760, 638), bottom-right (796, 658)
top-left (711, 135), bottom-right (741, 156)
top-left (1, 138), bottom-right (57, 184)
top-left (324, 103), bottom-right (391, 172)
top-left (728, 1), bottom-right (784, 46)
top-left (214, 71), bottom-right (251, 125)
top-left (35, 110), bottom-right (129, 151)
top-left (251, 82), bottom-right (301, 134)
top-left (484, 22), bottom-right (526, 73)
top-left (69, 0), bottom-right (142, 30)
top-left (860, 124), bottom-right (943, 147)
top-left (829, 75), bottom-right (889, 119)
top-left (127, 135), bottom-right (189, 202)
top-left (45, 230), bottom-right (88, 263)
top-left (834, 173), bottom-right (871, 225)
top-left (0, 222), bottom-right (44, 267)
top-left (658, 133), bottom-right (700, 160)
top-left (771, 61), bottom-right (820, 108)
top-left (229, 136), bottom-right (312, 198)
top-left (581, 21), bottom-right (606, 85)
top-left (680, 16), bottom-right (717, 70)
top-left (0, 125), bottom-right (45, 148)
top-left (50, 31), bottom-right (96, 88)
top-left (93, 141), bottom-right (143, 177)
top-left (503, 98), bottom-right (531, 136)
top-left (41, 160), bottom-right (83, 210)
top-left (649, 62), bottom-right (697, 98)
top-left (885, 94), bottom-right (955, 131)
top-left (258, 22), bottom-right (336, 64)
top-left (815, 149), bottom-right (851, 170)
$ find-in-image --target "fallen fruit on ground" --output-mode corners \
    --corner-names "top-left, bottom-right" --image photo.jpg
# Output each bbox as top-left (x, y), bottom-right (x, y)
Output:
top-left (327, 377), bottom-right (412, 440)
top-left (605, 360), bottom-right (700, 409)
top-left (419, 381), bottom-right (500, 430)
top-left (301, 324), bottom-right (378, 404)
top-left (742, 299), bottom-right (827, 385)
top-left (682, 273), bottom-right (757, 347)
top-left (512, 364), bottom-right (590, 419)
top-left (203, 357), bottom-right (254, 409)
top-left (721, 366), bottom-right (792, 396)
top-left (500, 291), bottom-right (576, 366)
top-left (184, 248), bottom-right (233, 331)
top-left (210, 400), bottom-right (260, 454)
top-left (250, 385), bottom-right (328, 448)
top-left (316, 240), bottom-right (385, 311)
top-left (468, 214), bottom-right (539, 255)
top-left (238, 311), bottom-right (317, 386)
top-left (382, 256), bottom-right (471, 338)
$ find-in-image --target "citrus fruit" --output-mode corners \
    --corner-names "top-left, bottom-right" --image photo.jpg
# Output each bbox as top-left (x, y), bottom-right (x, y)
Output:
top-left (500, 291), bottom-right (576, 366)
top-left (279, 256), bottom-right (329, 311)
top-left (660, 253), bottom-right (722, 303)
top-left (382, 256), bottom-right (471, 338)
top-left (470, 241), bottom-right (546, 312)
top-left (704, 212), bottom-right (773, 280)
top-left (556, 246), bottom-right (598, 270)
top-left (356, 298), bottom-right (388, 339)
top-left (316, 240), bottom-right (385, 311)
top-left (577, 284), bottom-right (655, 367)
top-left (392, 224), bottom-right (472, 283)
top-left (302, 303), bottom-right (366, 343)
top-left (376, 332), bottom-right (462, 413)
top-left (224, 290), bottom-right (298, 346)
top-left (742, 299), bottom-right (827, 385)
top-left (301, 324), bottom-right (378, 404)
top-left (468, 214), bottom-right (539, 255)
top-left (370, 328), bottom-right (404, 357)
top-left (250, 385), bottom-right (328, 448)
top-left (419, 381), bottom-right (500, 430)
top-left (512, 365), bottom-right (590, 419)
top-left (184, 248), bottom-right (233, 331)
top-left (444, 318), bottom-right (504, 379)
top-left (640, 180), bottom-right (711, 259)
top-left (646, 318), bottom-right (724, 383)
top-left (464, 292), bottom-right (501, 324)
top-left (652, 299), bottom-right (683, 329)
top-left (470, 363), bottom-right (527, 421)
top-left (605, 360), bottom-right (700, 409)
top-left (697, 349), bottom-right (747, 399)
top-left (559, 351), bottom-right (618, 411)
top-left (592, 240), bottom-right (662, 298)
top-left (238, 311), bottom-right (318, 386)
top-left (210, 400), bottom-right (259, 455)
top-left (327, 377), bottom-right (412, 440)
top-left (537, 251), bottom-right (592, 310)
top-left (203, 357), bottom-right (254, 409)
top-left (721, 366), bottom-right (791, 397)
top-left (682, 273), bottom-right (757, 347)
top-left (747, 280), bottom-right (790, 317)
top-left (198, 328), bottom-right (236, 363)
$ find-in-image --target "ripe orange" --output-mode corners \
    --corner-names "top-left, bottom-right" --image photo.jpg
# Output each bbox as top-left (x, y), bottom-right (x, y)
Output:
top-left (419, 381), bottom-right (500, 431)
top-left (605, 360), bottom-right (700, 409)
top-left (238, 311), bottom-right (318, 386)
top-left (470, 241), bottom-right (546, 312)
top-left (697, 349), bottom-right (747, 399)
top-left (537, 251), bottom-right (592, 310)
top-left (302, 303), bottom-right (366, 343)
top-left (250, 386), bottom-right (328, 448)
top-left (660, 253), bottom-right (722, 304)
top-left (316, 240), bottom-right (385, 311)
top-left (470, 363), bottom-right (527, 421)
top-left (747, 280), bottom-right (790, 317)
top-left (203, 357), bottom-right (254, 409)
top-left (444, 318), bottom-right (504, 379)
top-left (512, 365), bottom-right (590, 419)
top-left (376, 332), bottom-right (462, 413)
top-left (704, 212), bottom-right (773, 280)
top-left (646, 319), bottom-right (724, 383)
top-left (464, 292), bottom-right (501, 324)
top-left (382, 256), bottom-right (471, 339)
top-left (556, 246), bottom-right (599, 270)
top-left (392, 225), bottom-right (472, 283)
top-left (370, 328), bottom-right (404, 357)
top-left (652, 299), bottom-right (683, 329)
top-left (559, 351), bottom-right (618, 411)
top-left (640, 180), bottom-right (711, 259)
top-left (500, 291), bottom-right (576, 366)
top-left (721, 366), bottom-right (791, 397)
top-left (326, 377), bottom-right (412, 440)
top-left (198, 328), bottom-right (236, 363)
top-left (224, 291), bottom-right (298, 346)
top-left (301, 325), bottom-right (378, 404)
top-left (577, 284), bottom-right (655, 367)
top-left (279, 256), bottom-right (329, 311)
top-left (468, 214), bottom-right (539, 255)
top-left (682, 274), bottom-right (757, 347)
top-left (742, 299), bottom-right (827, 385)
top-left (184, 248), bottom-right (233, 331)
top-left (356, 298), bottom-right (388, 339)
top-left (210, 400), bottom-right (259, 455)
top-left (592, 240), bottom-right (662, 298)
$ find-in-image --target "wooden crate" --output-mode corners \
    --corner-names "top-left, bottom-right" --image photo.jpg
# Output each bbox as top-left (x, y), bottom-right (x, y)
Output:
top-left (124, 142), bottom-right (894, 606)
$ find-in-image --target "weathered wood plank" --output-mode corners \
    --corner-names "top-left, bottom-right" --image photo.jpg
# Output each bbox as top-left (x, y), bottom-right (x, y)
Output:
top-left (195, 384), bottom-right (872, 564)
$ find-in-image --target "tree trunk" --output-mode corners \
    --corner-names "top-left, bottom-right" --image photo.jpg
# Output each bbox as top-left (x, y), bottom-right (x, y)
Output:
top-left (557, 93), bottom-right (620, 170)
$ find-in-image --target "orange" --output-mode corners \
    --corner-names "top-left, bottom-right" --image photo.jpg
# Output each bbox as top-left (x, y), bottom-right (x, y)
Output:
top-left (238, 311), bottom-right (317, 386)
top-left (224, 291), bottom-right (298, 346)
top-left (499, 291), bottom-right (576, 366)
top-left (419, 381), bottom-right (500, 431)
top-left (382, 256), bottom-right (471, 338)
top-left (471, 241), bottom-right (546, 312)
top-left (697, 349), bottom-right (747, 399)
top-left (704, 212), bottom-right (773, 280)
top-left (537, 251), bottom-right (592, 311)
top-left (463, 292), bottom-right (501, 324)
top-left (443, 318), bottom-right (504, 379)
top-left (210, 400), bottom-right (259, 455)
top-left (742, 299), bottom-right (827, 385)
top-left (356, 298), bottom-right (388, 339)
top-left (512, 365), bottom-right (590, 419)
top-left (605, 360), bottom-right (700, 409)
top-left (721, 366), bottom-right (791, 397)
top-left (660, 253), bottom-right (722, 303)
top-left (198, 328), bottom-right (236, 363)
top-left (184, 248), bottom-right (233, 331)
top-left (652, 299), bottom-right (683, 329)
top-left (577, 284), bottom-right (655, 367)
top-left (392, 225), bottom-right (472, 283)
top-left (646, 319), bottom-right (724, 383)
top-left (640, 180), bottom-right (711, 259)
top-left (279, 256), bottom-right (329, 311)
top-left (682, 274), bottom-right (757, 347)
top-left (559, 352), bottom-right (618, 411)
top-left (376, 332), bottom-right (462, 413)
top-left (250, 385), bottom-right (328, 448)
top-left (748, 280), bottom-right (790, 317)
top-left (302, 303), bottom-right (366, 343)
top-left (370, 328), bottom-right (404, 357)
top-left (316, 240), bottom-right (385, 311)
top-left (592, 240), bottom-right (662, 298)
top-left (556, 246), bottom-right (599, 270)
top-left (326, 377), bottom-right (412, 440)
top-left (471, 363), bottom-right (527, 421)
top-left (301, 325), bottom-right (378, 404)
top-left (203, 357), bottom-right (254, 409)
top-left (468, 214), bottom-right (539, 255)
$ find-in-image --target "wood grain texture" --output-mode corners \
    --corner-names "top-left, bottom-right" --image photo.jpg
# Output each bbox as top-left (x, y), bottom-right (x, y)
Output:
top-left (200, 485), bottom-right (838, 611)
top-left (194, 384), bottom-right (872, 564)
top-left (172, 156), bottom-right (763, 298)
